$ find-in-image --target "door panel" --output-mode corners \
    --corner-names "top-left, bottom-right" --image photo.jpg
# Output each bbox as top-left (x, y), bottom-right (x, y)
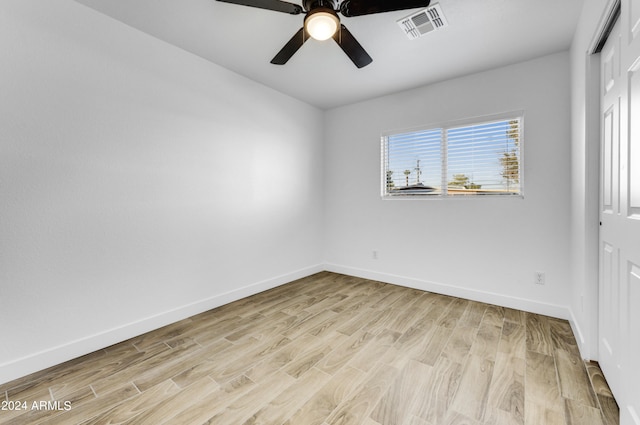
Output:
top-left (628, 60), bottom-right (640, 216)
top-left (602, 105), bottom-right (615, 213)
top-left (624, 263), bottom-right (640, 421)
top-left (599, 243), bottom-right (618, 363)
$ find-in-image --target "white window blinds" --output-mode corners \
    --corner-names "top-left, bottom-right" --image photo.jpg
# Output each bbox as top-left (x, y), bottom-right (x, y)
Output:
top-left (382, 115), bottom-right (523, 197)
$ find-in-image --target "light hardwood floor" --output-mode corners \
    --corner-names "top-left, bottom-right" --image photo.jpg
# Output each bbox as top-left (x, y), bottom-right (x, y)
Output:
top-left (0, 272), bottom-right (619, 425)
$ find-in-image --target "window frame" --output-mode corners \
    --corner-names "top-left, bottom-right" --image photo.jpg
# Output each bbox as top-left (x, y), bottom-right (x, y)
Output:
top-left (381, 111), bottom-right (525, 200)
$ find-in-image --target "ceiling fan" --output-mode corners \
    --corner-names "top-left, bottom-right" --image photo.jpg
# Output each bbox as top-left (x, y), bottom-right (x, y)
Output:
top-left (216, 0), bottom-right (431, 68)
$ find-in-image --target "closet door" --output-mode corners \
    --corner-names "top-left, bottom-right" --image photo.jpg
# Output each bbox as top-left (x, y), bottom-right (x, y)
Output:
top-left (599, 15), bottom-right (622, 400)
top-left (599, 1), bottom-right (640, 423)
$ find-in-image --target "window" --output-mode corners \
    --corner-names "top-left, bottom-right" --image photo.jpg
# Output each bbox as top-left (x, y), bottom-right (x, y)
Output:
top-left (382, 113), bottom-right (523, 198)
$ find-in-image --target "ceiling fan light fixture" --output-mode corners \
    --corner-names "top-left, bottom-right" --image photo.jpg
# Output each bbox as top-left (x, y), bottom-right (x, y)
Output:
top-left (305, 9), bottom-right (339, 41)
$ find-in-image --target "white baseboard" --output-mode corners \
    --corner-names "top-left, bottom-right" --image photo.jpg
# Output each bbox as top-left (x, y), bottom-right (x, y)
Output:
top-left (0, 264), bottom-right (324, 386)
top-left (324, 263), bottom-right (571, 320)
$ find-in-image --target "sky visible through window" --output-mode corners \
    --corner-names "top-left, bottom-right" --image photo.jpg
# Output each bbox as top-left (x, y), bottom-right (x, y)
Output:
top-left (385, 118), bottom-right (521, 195)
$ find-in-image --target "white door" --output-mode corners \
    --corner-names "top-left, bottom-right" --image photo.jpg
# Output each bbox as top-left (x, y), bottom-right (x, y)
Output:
top-left (599, 1), bottom-right (640, 422)
top-left (599, 16), bottom-right (622, 398)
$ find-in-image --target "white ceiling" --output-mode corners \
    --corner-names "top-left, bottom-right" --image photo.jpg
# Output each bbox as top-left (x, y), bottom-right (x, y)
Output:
top-left (73, 0), bottom-right (584, 109)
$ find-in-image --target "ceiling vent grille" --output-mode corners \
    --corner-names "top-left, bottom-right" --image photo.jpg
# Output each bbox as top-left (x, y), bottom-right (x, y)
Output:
top-left (397, 3), bottom-right (448, 40)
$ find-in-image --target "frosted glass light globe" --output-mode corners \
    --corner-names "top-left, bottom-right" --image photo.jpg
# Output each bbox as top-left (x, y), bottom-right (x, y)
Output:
top-left (305, 11), bottom-right (339, 41)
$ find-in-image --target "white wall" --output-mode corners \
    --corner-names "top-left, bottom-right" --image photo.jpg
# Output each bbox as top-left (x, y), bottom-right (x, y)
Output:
top-left (0, 0), bottom-right (324, 384)
top-left (324, 52), bottom-right (573, 318)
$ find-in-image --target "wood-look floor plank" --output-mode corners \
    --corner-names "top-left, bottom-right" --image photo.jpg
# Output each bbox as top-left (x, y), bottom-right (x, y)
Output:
top-left (132, 340), bottom-right (225, 392)
top-left (224, 311), bottom-right (287, 342)
top-left (167, 339), bottom-right (234, 388)
top-left (304, 293), bottom-right (350, 315)
top-left (38, 384), bottom-right (139, 425)
top-left (414, 296), bottom-right (453, 328)
top-left (307, 305), bottom-right (366, 338)
top-left (329, 293), bottom-right (373, 314)
top-left (246, 332), bottom-right (346, 383)
top-left (282, 366), bottom-right (365, 425)
top-left (459, 302), bottom-right (488, 329)
top-left (412, 355), bottom-right (463, 424)
top-left (325, 362), bottom-right (398, 425)
top-left (354, 307), bottom-right (399, 336)
top-left (471, 322), bottom-right (502, 362)
top-left (0, 273), bottom-right (617, 425)
top-left (245, 309), bottom-right (313, 342)
top-left (362, 417), bottom-right (383, 425)
top-left (282, 309), bottom-right (339, 340)
top-left (88, 339), bottom-right (199, 396)
top-left (437, 298), bottom-right (471, 329)
top-left (347, 329), bottom-right (401, 373)
top-left (548, 319), bottom-right (580, 356)
top-left (370, 360), bottom-right (430, 425)
top-left (371, 287), bottom-right (413, 313)
top-left (79, 379), bottom-right (179, 425)
top-left (484, 405), bottom-right (523, 425)
top-left (208, 335), bottom-right (292, 384)
top-left (450, 354), bottom-right (495, 422)
top-left (585, 361), bottom-right (614, 398)
top-left (163, 374), bottom-right (256, 425)
top-left (421, 325), bottom-right (474, 366)
top-left (315, 330), bottom-right (375, 375)
top-left (445, 410), bottom-right (483, 425)
top-left (200, 370), bottom-right (296, 424)
top-left (525, 351), bottom-right (563, 414)
top-left (187, 313), bottom-right (266, 347)
top-left (498, 322), bottom-right (525, 359)
top-left (242, 367), bottom-right (331, 425)
top-left (387, 305), bottom-right (426, 334)
top-left (482, 306), bottom-right (505, 329)
top-left (406, 415), bottom-right (432, 425)
top-left (554, 348), bottom-right (599, 409)
top-left (598, 395), bottom-right (620, 425)
top-left (486, 353), bottom-right (525, 424)
top-left (563, 398), bottom-right (604, 425)
top-left (524, 401), bottom-right (565, 425)
top-left (283, 332), bottom-right (347, 379)
top-left (525, 314), bottom-right (553, 355)
top-left (121, 376), bottom-right (218, 425)
top-left (410, 292), bottom-right (440, 313)
top-left (503, 308), bottom-right (526, 326)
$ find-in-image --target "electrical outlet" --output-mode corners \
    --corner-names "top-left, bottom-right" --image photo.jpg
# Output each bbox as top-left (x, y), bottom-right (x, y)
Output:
top-left (534, 271), bottom-right (545, 285)
top-left (372, 250), bottom-right (378, 260)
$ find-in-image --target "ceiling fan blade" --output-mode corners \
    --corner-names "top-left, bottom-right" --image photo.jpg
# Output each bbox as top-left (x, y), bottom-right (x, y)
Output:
top-left (216, 0), bottom-right (303, 15)
top-left (271, 27), bottom-right (309, 65)
top-left (340, 0), bottom-right (430, 17)
top-left (333, 24), bottom-right (372, 68)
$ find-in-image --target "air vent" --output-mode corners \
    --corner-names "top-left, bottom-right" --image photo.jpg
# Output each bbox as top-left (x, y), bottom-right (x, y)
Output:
top-left (397, 3), bottom-right (448, 40)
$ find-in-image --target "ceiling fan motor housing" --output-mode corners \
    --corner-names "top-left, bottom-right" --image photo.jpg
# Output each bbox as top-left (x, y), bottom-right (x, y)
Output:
top-left (303, 0), bottom-right (337, 12)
